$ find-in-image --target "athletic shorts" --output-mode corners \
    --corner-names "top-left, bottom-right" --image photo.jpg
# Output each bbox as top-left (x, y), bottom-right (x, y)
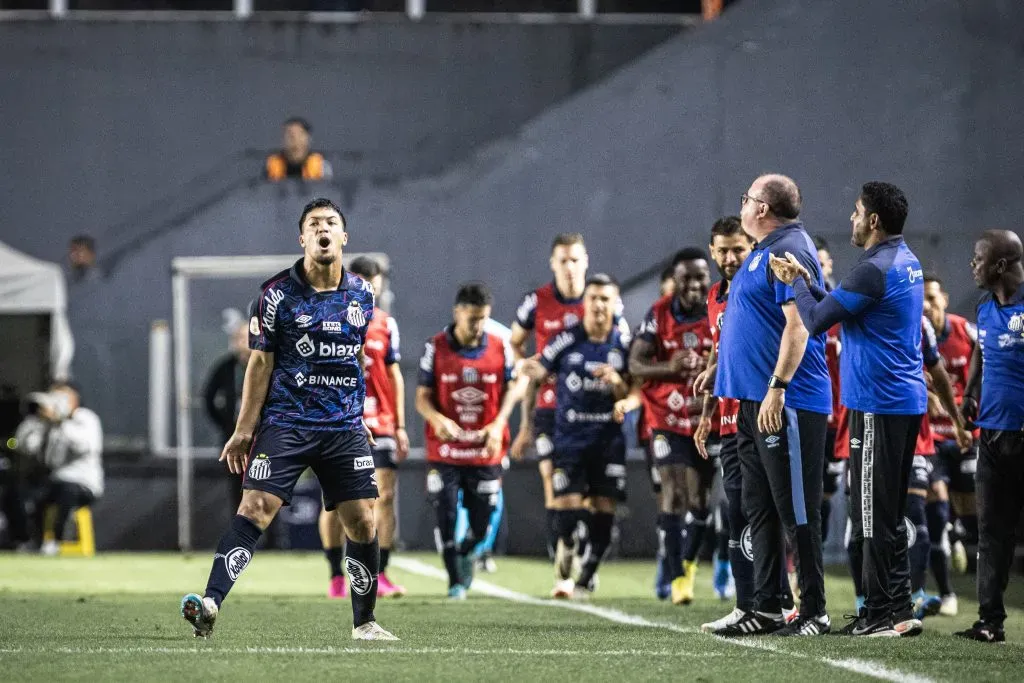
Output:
top-left (533, 409), bottom-right (556, 463)
top-left (371, 436), bottom-right (398, 469)
top-left (823, 428), bottom-right (845, 496)
top-left (243, 424), bottom-right (377, 510)
top-left (426, 463), bottom-right (503, 508)
top-left (935, 439), bottom-right (977, 494)
top-left (552, 434), bottom-right (627, 501)
top-left (909, 455), bottom-right (939, 492)
top-left (650, 430), bottom-right (707, 469)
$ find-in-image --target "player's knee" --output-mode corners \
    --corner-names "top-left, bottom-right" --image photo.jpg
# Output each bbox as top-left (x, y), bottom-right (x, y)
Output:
top-left (237, 492), bottom-right (281, 529)
top-left (346, 514), bottom-right (376, 543)
top-left (377, 486), bottom-right (395, 508)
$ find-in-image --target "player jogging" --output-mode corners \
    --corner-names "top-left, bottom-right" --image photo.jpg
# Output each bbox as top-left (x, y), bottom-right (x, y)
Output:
top-left (318, 256), bottom-right (409, 599)
top-left (415, 283), bottom-right (526, 599)
top-left (629, 247), bottom-right (713, 606)
top-left (522, 274), bottom-right (631, 600)
top-left (510, 233), bottom-right (589, 557)
top-left (181, 198), bottom-right (397, 641)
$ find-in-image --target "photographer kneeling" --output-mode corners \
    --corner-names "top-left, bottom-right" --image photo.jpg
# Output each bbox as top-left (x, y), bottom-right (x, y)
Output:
top-left (15, 383), bottom-right (103, 555)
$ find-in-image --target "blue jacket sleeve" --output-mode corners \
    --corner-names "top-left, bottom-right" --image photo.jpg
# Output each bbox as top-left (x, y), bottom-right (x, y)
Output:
top-left (791, 260), bottom-right (886, 336)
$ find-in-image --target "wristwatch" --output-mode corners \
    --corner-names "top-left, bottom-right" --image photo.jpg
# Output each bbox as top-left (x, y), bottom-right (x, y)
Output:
top-left (768, 375), bottom-right (789, 390)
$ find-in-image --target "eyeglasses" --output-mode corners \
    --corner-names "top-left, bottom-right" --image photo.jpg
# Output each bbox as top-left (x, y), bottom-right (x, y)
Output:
top-left (741, 193), bottom-right (769, 208)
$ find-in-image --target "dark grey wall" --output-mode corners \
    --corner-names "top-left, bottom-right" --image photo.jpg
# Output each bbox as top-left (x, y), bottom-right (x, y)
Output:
top-left (0, 18), bottom-right (680, 263)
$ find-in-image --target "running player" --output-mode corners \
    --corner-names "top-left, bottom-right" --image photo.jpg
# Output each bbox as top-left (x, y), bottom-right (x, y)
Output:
top-left (181, 198), bottom-right (397, 641)
top-left (630, 247), bottom-right (713, 606)
top-left (510, 234), bottom-right (589, 557)
top-left (923, 274), bottom-right (978, 587)
top-left (318, 256), bottom-right (408, 599)
top-left (521, 274), bottom-right (631, 600)
top-left (415, 283), bottom-right (526, 599)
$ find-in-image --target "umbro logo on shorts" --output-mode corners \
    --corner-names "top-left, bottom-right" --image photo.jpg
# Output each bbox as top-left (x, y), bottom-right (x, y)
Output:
top-left (765, 435), bottom-right (781, 449)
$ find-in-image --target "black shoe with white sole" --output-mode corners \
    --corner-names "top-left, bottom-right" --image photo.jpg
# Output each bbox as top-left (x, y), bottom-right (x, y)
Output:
top-left (847, 613), bottom-right (900, 637)
top-left (954, 621), bottom-right (1005, 644)
top-left (773, 614), bottom-right (831, 637)
top-left (893, 606), bottom-right (924, 638)
top-left (714, 610), bottom-right (784, 637)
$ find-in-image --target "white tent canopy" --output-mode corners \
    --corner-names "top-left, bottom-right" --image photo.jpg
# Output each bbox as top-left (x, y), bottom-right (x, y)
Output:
top-left (0, 241), bottom-right (74, 380)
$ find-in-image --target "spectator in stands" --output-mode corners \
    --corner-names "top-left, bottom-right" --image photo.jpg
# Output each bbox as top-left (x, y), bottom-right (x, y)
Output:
top-left (14, 382), bottom-right (103, 555)
top-left (68, 235), bottom-right (101, 283)
top-left (203, 314), bottom-right (251, 446)
top-left (264, 117), bottom-right (333, 182)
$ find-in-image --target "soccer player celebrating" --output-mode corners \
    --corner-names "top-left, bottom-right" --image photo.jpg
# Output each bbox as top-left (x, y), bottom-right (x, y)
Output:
top-left (629, 247), bottom-right (713, 606)
top-left (318, 256), bottom-right (409, 599)
top-left (521, 274), bottom-right (631, 600)
top-left (182, 198), bottom-right (397, 641)
top-left (510, 234), bottom-right (589, 557)
top-left (415, 283), bottom-right (526, 599)
top-left (714, 174), bottom-right (832, 637)
top-left (954, 229), bottom-right (1024, 644)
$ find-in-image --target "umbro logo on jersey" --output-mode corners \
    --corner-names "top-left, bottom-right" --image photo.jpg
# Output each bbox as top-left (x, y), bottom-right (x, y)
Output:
top-left (451, 386), bottom-right (487, 405)
top-left (295, 314), bottom-right (313, 328)
top-left (567, 352), bottom-right (584, 366)
top-left (346, 301), bottom-right (366, 327)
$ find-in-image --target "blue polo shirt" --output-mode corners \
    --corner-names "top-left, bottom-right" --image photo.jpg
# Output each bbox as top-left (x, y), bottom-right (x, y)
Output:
top-left (976, 283), bottom-right (1024, 431)
top-left (715, 222), bottom-right (831, 414)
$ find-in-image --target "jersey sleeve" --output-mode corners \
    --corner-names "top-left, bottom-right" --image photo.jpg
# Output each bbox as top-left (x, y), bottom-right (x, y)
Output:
top-left (964, 320), bottom-right (978, 344)
top-left (249, 289), bottom-right (278, 352)
top-left (502, 337), bottom-right (515, 383)
top-left (417, 339), bottom-right (436, 388)
top-left (831, 261), bottom-right (887, 316)
top-left (385, 316), bottom-right (401, 364)
top-left (921, 317), bottom-right (941, 368)
top-left (540, 330), bottom-right (574, 373)
top-left (768, 245), bottom-right (821, 304)
top-left (515, 291), bottom-right (538, 330)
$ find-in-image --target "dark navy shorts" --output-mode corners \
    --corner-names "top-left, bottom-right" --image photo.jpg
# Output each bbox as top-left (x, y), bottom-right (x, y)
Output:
top-left (650, 429), bottom-right (712, 471)
top-left (371, 437), bottom-right (398, 469)
top-left (909, 454), bottom-right (940, 492)
top-left (243, 424), bottom-right (377, 511)
top-left (935, 439), bottom-right (976, 493)
top-left (533, 409), bottom-right (556, 462)
top-left (552, 434), bottom-right (627, 501)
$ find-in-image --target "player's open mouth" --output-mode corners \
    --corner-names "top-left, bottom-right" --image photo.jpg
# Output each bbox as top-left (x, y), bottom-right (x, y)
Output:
top-left (318, 236), bottom-right (331, 249)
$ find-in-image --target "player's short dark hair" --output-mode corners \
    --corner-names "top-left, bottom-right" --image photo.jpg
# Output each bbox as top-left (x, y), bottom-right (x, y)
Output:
top-left (70, 235), bottom-right (95, 250)
top-left (551, 233), bottom-right (586, 252)
top-left (813, 236), bottom-right (830, 253)
top-left (761, 177), bottom-right (802, 220)
top-left (455, 282), bottom-right (492, 307)
top-left (284, 117), bottom-right (312, 133)
top-left (349, 256), bottom-right (382, 280)
top-left (298, 197), bottom-right (346, 232)
top-left (660, 265), bottom-right (675, 282)
top-left (709, 216), bottom-right (744, 243)
top-left (924, 273), bottom-right (943, 288)
top-left (585, 273), bottom-right (619, 290)
top-left (671, 247), bottom-right (709, 268)
top-left (860, 182), bottom-right (908, 235)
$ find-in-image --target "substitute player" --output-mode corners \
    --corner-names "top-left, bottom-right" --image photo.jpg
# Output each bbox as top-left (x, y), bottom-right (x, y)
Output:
top-left (630, 247), bottom-right (713, 606)
top-left (521, 274), bottom-right (631, 600)
top-left (318, 256), bottom-right (409, 599)
top-left (181, 198), bottom-right (397, 641)
top-left (955, 229), bottom-right (1024, 644)
top-left (510, 233), bottom-right (589, 556)
top-left (415, 283), bottom-right (526, 599)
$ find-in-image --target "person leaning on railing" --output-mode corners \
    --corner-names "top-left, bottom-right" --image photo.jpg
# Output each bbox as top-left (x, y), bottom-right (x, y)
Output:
top-left (264, 117), bottom-right (333, 182)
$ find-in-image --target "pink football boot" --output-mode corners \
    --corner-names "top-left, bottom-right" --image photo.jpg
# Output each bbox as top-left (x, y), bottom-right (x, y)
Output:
top-left (376, 573), bottom-right (406, 598)
top-left (328, 575), bottom-right (348, 599)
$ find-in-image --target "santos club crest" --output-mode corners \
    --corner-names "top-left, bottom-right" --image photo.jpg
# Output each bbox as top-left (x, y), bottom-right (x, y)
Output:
top-left (347, 301), bottom-right (366, 327)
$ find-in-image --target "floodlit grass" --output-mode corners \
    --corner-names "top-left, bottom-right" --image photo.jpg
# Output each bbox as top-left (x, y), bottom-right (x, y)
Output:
top-left (0, 552), bottom-right (1021, 682)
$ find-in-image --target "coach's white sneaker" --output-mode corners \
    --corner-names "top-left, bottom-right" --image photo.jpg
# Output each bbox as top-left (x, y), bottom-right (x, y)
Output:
top-left (551, 578), bottom-right (575, 599)
top-left (352, 621), bottom-right (399, 641)
top-left (939, 594), bottom-right (958, 617)
top-left (701, 607), bottom-right (745, 633)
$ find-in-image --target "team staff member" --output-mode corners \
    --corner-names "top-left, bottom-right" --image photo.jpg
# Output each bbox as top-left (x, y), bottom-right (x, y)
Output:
top-left (955, 230), bottom-right (1024, 644)
top-left (415, 283), bottom-right (526, 599)
top-left (771, 181), bottom-right (932, 638)
top-left (318, 256), bottom-right (409, 600)
top-left (713, 174), bottom-right (832, 638)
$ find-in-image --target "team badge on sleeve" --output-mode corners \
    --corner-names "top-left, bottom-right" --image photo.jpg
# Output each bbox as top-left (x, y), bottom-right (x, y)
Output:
top-left (347, 301), bottom-right (367, 327)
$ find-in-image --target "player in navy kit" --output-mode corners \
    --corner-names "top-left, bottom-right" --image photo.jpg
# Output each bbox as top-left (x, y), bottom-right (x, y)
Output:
top-left (181, 198), bottom-right (397, 642)
top-left (522, 274), bottom-right (631, 600)
top-left (955, 229), bottom-right (1024, 644)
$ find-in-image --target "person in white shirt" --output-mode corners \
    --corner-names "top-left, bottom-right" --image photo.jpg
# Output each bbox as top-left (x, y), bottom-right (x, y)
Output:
top-left (15, 382), bottom-right (103, 555)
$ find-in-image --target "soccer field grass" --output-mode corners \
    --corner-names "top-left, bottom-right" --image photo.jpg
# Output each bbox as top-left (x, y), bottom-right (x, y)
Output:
top-left (0, 553), bottom-right (1021, 682)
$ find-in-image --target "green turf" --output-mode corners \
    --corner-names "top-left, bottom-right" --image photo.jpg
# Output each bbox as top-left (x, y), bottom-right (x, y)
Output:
top-left (0, 552), bottom-right (1021, 682)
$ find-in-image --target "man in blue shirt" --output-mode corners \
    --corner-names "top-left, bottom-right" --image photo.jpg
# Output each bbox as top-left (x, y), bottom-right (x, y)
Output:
top-left (522, 274), bottom-right (632, 601)
top-left (954, 229), bottom-right (1024, 644)
top-left (181, 198), bottom-right (397, 642)
top-left (713, 174), bottom-right (832, 637)
top-left (771, 182), bottom-right (929, 637)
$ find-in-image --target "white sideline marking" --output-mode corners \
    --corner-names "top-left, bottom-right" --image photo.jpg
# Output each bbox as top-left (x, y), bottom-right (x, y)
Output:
top-left (392, 557), bottom-right (938, 683)
top-left (0, 646), bottom-right (725, 658)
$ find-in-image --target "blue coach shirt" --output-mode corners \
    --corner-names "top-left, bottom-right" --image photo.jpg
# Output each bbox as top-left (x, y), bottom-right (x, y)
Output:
top-left (249, 260), bottom-right (375, 432)
top-left (715, 222), bottom-right (832, 414)
top-left (976, 283), bottom-right (1024, 431)
top-left (540, 323), bottom-right (631, 452)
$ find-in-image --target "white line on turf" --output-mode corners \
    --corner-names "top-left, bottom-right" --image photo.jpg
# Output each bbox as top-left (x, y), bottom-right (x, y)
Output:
top-left (391, 557), bottom-right (938, 683)
top-left (0, 647), bottom-right (726, 658)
